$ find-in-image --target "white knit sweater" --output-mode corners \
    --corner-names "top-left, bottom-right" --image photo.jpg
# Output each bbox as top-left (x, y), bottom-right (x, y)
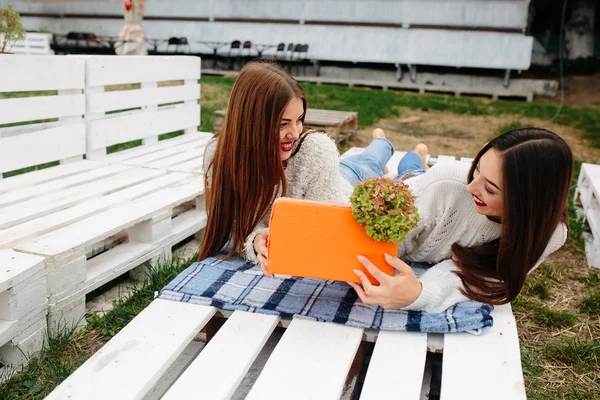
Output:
top-left (204, 133), bottom-right (353, 264)
top-left (398, 160), bottom-right (567, 313)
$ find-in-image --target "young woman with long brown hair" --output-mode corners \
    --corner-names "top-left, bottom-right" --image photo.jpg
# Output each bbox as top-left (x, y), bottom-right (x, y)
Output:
top-left (198, 61), bottom-right (394, 269)
top-left (349, 128), bottom-right (572, 313)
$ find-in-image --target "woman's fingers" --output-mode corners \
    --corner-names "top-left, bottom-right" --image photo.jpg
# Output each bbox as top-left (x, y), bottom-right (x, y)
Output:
top-left (357, 255), bottom-right (390, 284)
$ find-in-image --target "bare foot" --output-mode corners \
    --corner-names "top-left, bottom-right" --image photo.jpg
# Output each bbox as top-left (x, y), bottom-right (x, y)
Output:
top-left (415, 143), bottom-right (429, 170)
top-left (372, 128), bottom-right (386, 139)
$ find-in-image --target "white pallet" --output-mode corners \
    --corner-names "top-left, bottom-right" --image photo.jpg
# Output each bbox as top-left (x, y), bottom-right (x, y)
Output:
top-left (84, 56), bottom-right (202, 160)
top-left (0, 55), bottom-right (86, 177)
top-left (48, 301), bottom-right (521, 400)
top-left (0, 251), bottom-right (48, 372)
top-left (574, 163), bottom-right (600, 269)
top-left (9, 170), bottom-right (207, 334)
top-left (4, 32), bottom-right (54, 55)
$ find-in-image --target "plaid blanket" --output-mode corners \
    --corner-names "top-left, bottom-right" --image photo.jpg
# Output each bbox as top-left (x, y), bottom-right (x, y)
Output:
top-left (157, 254), bottom-right (494, 333)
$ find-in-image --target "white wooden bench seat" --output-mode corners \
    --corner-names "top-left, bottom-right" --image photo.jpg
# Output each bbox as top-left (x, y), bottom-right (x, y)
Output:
top-left (0, 251), bottom-right (48, 378)
top-left (574, 163), bottom-right (600, 269)
top-left (1, 55), bottom-right (210, 338)
top-left (46, 300), bottom-right (523, 400)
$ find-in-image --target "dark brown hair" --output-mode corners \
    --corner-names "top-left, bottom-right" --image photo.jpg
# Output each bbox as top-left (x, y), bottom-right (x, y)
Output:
top-left (452, 128), bottom-right (573, 305)
top-left (199, 61), bottom-right (307, 261)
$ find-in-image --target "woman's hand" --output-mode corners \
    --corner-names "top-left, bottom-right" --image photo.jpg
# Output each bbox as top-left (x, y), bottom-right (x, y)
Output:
top-left (253, 228), bottom-right (273, 277)
top-left (348, 253), bottom-right (422, 309)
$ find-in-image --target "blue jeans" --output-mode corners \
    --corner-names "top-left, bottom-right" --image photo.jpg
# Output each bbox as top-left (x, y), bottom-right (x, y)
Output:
top-left (340, 138), bottom-right (395, 186)
top-left (396, 151), bottom-right (427, 181)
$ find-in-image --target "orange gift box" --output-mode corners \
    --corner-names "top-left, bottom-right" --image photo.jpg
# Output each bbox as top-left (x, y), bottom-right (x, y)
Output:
top-left (267, 198), bottom-right (399, 283)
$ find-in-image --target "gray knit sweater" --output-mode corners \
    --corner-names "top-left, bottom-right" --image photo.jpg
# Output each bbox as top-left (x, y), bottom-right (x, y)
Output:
top-left (204, 133), bottom-right (353, 264)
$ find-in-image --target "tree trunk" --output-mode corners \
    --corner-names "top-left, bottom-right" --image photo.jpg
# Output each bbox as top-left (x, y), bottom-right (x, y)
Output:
top-left (564, 0), bottom-right (596, 59)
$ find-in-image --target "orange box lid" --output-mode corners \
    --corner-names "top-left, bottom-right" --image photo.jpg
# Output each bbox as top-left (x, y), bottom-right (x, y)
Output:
top-left (268, 198), bottom-right (398, 283)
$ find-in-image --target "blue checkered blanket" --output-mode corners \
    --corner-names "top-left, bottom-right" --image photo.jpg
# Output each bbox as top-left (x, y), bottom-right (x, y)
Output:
top-left (157, 254), bottom-right (493, 333)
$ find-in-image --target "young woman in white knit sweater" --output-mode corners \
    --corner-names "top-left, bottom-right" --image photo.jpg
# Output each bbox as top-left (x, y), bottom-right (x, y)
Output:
top-left (349, 128), bottom-right (572, 313)
top-left (199, 61), bottom-right (394, 267)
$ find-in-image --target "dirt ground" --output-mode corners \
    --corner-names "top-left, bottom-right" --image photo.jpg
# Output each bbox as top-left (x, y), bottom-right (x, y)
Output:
top-left (539, 72), bottom-right (600, 108)
top-left (350, 108), bottom-right (600, 165)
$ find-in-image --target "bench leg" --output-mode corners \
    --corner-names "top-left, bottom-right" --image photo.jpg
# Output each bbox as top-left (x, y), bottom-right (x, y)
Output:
top-left (128, 211), bottom-right (173, 281)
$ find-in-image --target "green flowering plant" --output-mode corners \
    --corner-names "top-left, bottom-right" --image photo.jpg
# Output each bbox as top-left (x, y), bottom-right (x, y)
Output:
top-left (350, 177), bottom-right (419, 244)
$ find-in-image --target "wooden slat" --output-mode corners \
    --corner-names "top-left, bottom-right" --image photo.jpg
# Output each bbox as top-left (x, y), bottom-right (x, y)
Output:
top-left (101, 133), bottom-right (209, 163)
top-left (360, 331), bottom-right (428, 400)
top-left (0, 167), bottom-right (163, 229)
top-left (0, 164), bottom-right (129, 208)
top-left (0, 55), bottom-right (84, 92)
top-left (0, 250), bottom-right (45, 293)
top-left (85, 56), bottom-right (200, 86)
top-left (145, 149), bottom-right (205, 169)
top-left (15, 178), bottom-right (202, 259)
top-left (87, 104), bottom-right (200, 150)
top-left (0, 173), bottom-right (189, 250)
top-left (88, 84), bottom-right (200, 113)
top-left (441, 304), bottom-right (526, 400)
top-left (169, 157), bottom-right (205, 173)
top-left (118, 135), bottom-right (210, 167)
top-left (45, 299), bottom-right (215, 400)
top-left (164, 312), bottom-right (279, 400)
top-left (0, 124), bottom-right (85, 174)
top-left (0, 160), bottom-right (103, 193)
top-left (0, 94), bottom-right (84, 125)
top-left (246, 319), bottom-right (364, 400)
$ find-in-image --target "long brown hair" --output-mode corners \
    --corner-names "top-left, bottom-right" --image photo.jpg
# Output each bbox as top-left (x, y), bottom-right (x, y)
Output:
top-left (452, 128), bottom-right (573, 305)
top-left (199, 61), bottom-right (307, 261)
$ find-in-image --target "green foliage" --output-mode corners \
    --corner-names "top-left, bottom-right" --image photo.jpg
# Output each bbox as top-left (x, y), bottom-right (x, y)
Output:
top-left (0, 5), bottom-right (26, 53)
top-left (580, 289), bottom-right (600, 316)
top-left (545, 338), bottom-right (600, 374)
top-left (350, 177), bottom-right (419, 243)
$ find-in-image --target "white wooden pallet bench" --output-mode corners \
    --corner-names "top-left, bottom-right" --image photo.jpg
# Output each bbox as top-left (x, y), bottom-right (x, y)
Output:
top-left (1, 33), bottom-right (54, 55)
top-left (0, 55), bottom-right (210, 337)
top-left (574, 163), bottom-right (600, 269)
top-left (0, 251), bottom-right (47, 379)
top-left (45, 301), bottom-right (524, 400)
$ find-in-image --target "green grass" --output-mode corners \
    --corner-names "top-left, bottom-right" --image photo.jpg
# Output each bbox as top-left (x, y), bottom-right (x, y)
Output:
top-left (578, 272), bottom-right (600, 286)
top-left (197, 76), bottom-right (600, 148)
top-left (580, 289), bottom-right (600, 316)
top-left (545, 338), bottom-right (600, 374)
top-left (525, 279), bottom-right (551, 300)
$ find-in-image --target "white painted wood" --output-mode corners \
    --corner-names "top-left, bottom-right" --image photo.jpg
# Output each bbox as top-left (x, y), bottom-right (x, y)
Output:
top-left (0, 172), bottom-right (190, 250)
top-left (88, 84), bottom-right (200, 114)
top-left (0, 250), bottom-right (45, 293)
top-left (45, 300), bottom-right (216, 400)
top-left (101, 133), bottom-right (209, 163)
top-left (169, 157), bottom-right (205, 173)
top-left (8, 32), bottom-right (53, 55)
top-left (85, 56), bottom-right (200, 86)
top-left (0, 160), bottom-right (103, 194)
top-left (360, 331), bottom-right (428, 400)
top-left (0, 164), bottom-right (129, 208)
top-left (116, 135), bottom-right (211, 167)
top-left (0, 94), bottom-right (84, 125)
top-left (0, 167), bottom-right (163, 229)
top-left (144, 148), bottom-right (205, 169)
top-left (246, 319), bottom-right (364, 400)
top-left (0, 124), bottom-right (85, 174)
top-left (14, 177), bottom-right (202, 260)
top-left (440, 304), bottom-right (526, 400)
top-left (164, 311), bottom-right (280, 400)
top-left (435, 155), bottom-right (457, 163)
top-left (460, 157), bottom-right (475, 164)
top-left (0, 55), bottom-right (84, 92)
top-left (87, 104), bottom-right (200, 150)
